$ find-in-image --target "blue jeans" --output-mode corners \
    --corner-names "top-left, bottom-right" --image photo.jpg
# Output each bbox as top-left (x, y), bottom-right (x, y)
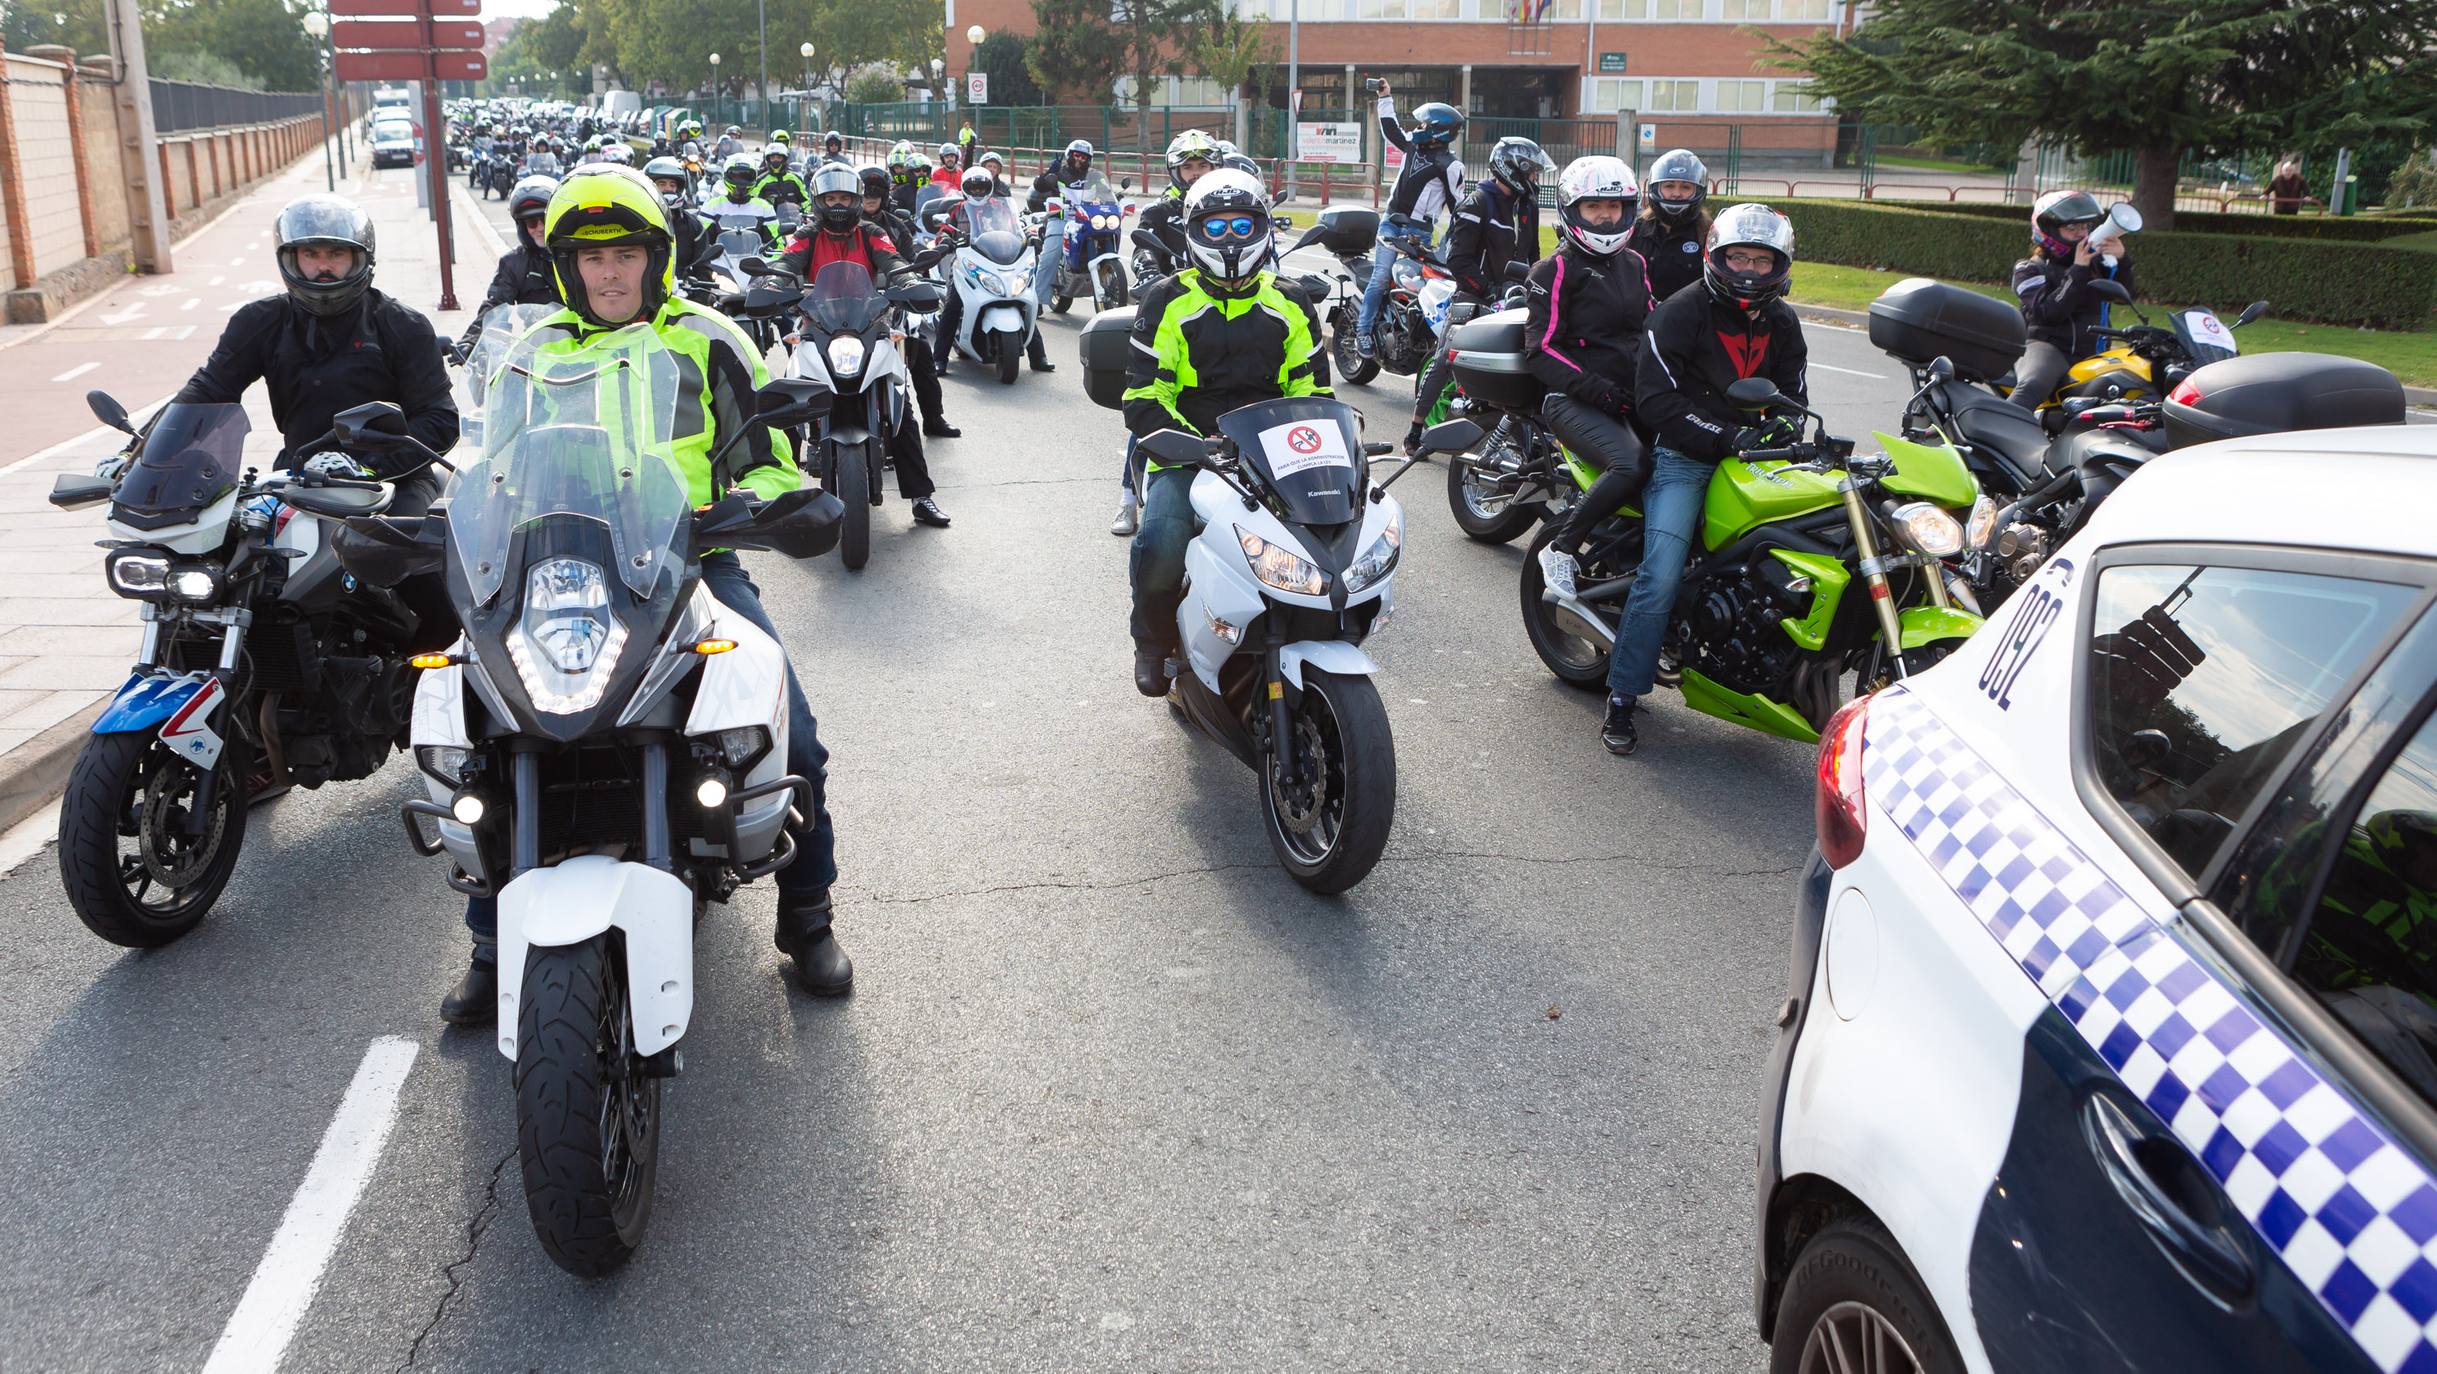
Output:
top-left (1128, 466), bottom-right (1197, 647)
top-left (464, 551), bottom-right (837, 951)
top-left (1355, 224), bottom-right (1426, 338)
top-left (1608, 446), bottom-right (1711, 698)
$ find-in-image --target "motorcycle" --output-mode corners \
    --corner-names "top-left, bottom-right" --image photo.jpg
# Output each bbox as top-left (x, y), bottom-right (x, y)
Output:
top-left (1133, 401), bottom-right (1477, 893)
top-left (2000, 278), bottom-right (2264, 411)
top-left (1518, 378), bottom-right (1987, 741)
top-left (937, 196), bottom-right (1042, 385)
top-left (1043, 175), bottom-right (1135, 314)
top-left (45, 394), bottom-right (433, 945)
top-left (704, 205), bottom-right (783, 349)
top-left (331, 325), bottom-right (844, 1276)
top-left (783, 261), bottom-right (943, 571)
top-left (1284, 207), bottom-right (1453, 390)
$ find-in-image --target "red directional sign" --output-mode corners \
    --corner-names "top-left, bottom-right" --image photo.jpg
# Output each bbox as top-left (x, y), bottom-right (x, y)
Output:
top-left (334, 49), bottom-right (486, 81)
top-left (328, 0), bottom-right (478, 14)
top-left (332, 18), bottom-right (484, 49)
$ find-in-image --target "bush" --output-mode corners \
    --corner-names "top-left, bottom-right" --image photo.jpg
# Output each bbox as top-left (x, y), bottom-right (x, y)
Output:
top-left (1773, 200), bottom-right (2437, 329)
top-left (845, 68), bottom-right (905, 106)
top-left (2391, 152), bottom-right (2437, 213)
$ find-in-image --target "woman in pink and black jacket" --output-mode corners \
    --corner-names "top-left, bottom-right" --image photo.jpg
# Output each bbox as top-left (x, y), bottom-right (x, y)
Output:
top-left (1526, 155), bottom-right (1659, 550)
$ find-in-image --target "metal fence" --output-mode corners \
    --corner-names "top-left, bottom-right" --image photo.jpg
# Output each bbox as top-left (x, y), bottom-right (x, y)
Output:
top-left (826, 101), bottom-right (1237, 156)
top-left (149, 80), bottom-right (320, 135)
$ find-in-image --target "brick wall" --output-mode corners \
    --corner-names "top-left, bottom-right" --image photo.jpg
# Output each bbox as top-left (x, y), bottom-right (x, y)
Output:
top-left (4, 55), bottom-right (85, 278)
top-left (76, 70), bottom-right (130, 251)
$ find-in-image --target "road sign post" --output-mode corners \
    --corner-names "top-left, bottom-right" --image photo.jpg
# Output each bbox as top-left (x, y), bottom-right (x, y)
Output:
top-left (331, 0), bottom-right (483, 311)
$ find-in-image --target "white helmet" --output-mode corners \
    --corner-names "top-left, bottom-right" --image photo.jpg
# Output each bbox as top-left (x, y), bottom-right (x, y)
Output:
top-left (1181, 168), bottom-right (1271, 286)
top-left (1557, 156), bottom-right (1639, 256)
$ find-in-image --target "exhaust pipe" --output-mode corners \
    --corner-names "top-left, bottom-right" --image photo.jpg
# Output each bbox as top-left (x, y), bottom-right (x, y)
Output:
top-left (1542, 588), bottom-right (1617, 648)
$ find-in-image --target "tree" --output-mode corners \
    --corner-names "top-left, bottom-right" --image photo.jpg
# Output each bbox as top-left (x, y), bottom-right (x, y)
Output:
top-left (844, 66), bottom-right (901, 104)
top-left (2, 0), bottom-right (110, 60)
top-left (1026, 0), bottom-right (1218, 111)
top-left (1189, 12), bottom-right (1274, 106)
top-left (1779, 0), bottom-right (2437, 229)
top-left (973, 31), bottom-right (1041, 106)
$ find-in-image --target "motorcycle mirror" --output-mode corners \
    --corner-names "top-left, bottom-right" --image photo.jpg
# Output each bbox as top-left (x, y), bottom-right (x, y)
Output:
top-left (1140, 429), bottom-right (1211, 469)
top-left (741, 256), bottom-right (772, 276)
top-left (48, 473), bottom-right (115, 509)
top-left (1120, 178), bottom-right (1135, 192)
top-left (1419, 418), bottom-right (1484, 454)
top-left (2234, 299), bottom-right (2268, 328)
top-left (1725, 378), bottom-right (1783, 411)
top-left (1285, 223), bottom-right (1325, 254)
top-left (1131, 228), bottom-right (1167, 255)
top-left (753, 377), bottom-right (835, 426)
top-left (86, 390), bottom-right (135, 434)
top-left (2086, 278), bottom-right (2132, 306)
top-left (332, 400), bottom-right (410, 449)
top-left (1924, 355), bottom-right (1955, 384)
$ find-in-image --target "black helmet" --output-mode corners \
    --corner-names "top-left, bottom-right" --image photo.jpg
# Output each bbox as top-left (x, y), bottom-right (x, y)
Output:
top-left (1409, 102), bottom-right (1464, 148)
top-left (1646, 149), bottom-right (1707, 218)
top-left (642, 155), bottom-right (689, 203)
top-left (1703, 203), bottom-right (1795, 311)
top-left (273, 195), bottom-right (376, 318)
top-left (1486, 136), bottom-right (1554, 195)
top-left (858, 164), bottom-right (891, 200)
top-left (811, 164), bottom-right (861, 231)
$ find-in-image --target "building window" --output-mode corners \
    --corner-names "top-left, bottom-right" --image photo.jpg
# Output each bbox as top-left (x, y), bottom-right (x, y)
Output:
top-left (1717, 78), bottom-right (1766, 112)
top-left (1650, 0), bottom-right (1704, 17)
top-left (1771, 81), bottom-right (1823, 113)
top-left (1588, 78), bottom-right (1642, 113)
top-left (1356, 0), bottom-right (1407, 17)
top-left (1414, 0), bottom-right (1458, 16)
top-left (1645, 78), bottom-right (1698, 110)
top-left (1778, 0), bottom-right (1829, 16)
top-left (1721, 0), bottom-right (1769, 17)
top-left (1595, 0), bottom-right (1646, 16)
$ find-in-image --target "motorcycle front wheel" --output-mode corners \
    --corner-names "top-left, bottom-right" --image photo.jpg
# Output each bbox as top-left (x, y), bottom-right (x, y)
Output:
top-left (516, 935), bottom-right (661, 1277)
top-left (58, 730), bottom-right (252, 947)
top-left (996, 337), bottom-right (1021, 385)
top-left (828, 440), bottom-right (871, 571)
top-left (1519, 526), bottom-right (1617, 691)
top-left (1261, 669), bottom-right (1395, 895)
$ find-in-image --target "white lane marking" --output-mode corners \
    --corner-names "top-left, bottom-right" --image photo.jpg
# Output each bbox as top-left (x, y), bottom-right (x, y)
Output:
top-left (51, 361), bottom-right (98, 383)
top-left (97, 302), bottom-right (146, 326)
top-left (0, 800), bottom-right (62, 877)
top-left (201, 1037), bottom-right (419, 1374)
top-left (0, 390), bottom-right (173, 478)
top-left (181, 297), bottom-right (200, 311)
top-left (208, 275), bottom-right (227, 287)
top-left (141, 326), bottom-right (167, 341)
top-left (175, 325), bottom-right (198, 341)
top-left (1810, 362), bottom-right (1886, 379)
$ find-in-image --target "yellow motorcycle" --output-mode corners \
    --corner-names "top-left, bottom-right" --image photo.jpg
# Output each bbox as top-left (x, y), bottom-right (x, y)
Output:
top-left (2003, 278), bottom-right (2266, 410)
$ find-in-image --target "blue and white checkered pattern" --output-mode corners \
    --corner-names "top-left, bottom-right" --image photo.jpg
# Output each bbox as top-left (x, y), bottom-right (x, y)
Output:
top-left (1865, 688), bottom-right (2437, 1374)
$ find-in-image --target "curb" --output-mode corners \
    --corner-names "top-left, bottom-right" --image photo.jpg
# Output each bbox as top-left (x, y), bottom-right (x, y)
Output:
top-left (1788, 301), bottom-right (2437, 409)
top-left (0, 702), bottom-right (103, 837)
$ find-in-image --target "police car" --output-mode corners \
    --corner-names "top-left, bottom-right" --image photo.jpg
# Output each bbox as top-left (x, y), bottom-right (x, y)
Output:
top-left (1756, 424), bottom-right (2437, 1373)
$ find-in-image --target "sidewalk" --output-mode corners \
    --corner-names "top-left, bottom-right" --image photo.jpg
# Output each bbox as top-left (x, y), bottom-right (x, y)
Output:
top-left (0, 147), bottom-right (496, 833)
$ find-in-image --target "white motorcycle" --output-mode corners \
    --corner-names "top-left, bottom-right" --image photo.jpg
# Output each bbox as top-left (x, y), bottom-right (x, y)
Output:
top-left (1135, 399), bottom-right (1481, 893)
top-left (938, 196), bottom-right (1040, 385)
top-left (333, 325), bottom-right (843, 1276)
top-left (783, 261), bottom-right (942, 571)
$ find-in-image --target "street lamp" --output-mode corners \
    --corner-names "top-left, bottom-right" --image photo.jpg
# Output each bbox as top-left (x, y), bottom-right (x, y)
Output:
top-left (962, 25), bottom-right (984, 110)
top-left (301, 10), bottom-right (335, 191)
top-left (930, 56), bottom-right (944, 106)
top-left (708, 51), bottom-right (721, 130)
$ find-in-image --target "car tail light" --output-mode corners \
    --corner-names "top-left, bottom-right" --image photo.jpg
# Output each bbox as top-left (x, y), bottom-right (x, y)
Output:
top-left (1816, 695), bottom-right (1870, 869)
top-left (2167, 378), bottom-right (2203, 406)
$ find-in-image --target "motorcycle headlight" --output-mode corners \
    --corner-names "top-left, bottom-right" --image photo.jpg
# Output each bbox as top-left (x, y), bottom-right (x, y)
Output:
top-left (416, 744), bottom-right (471, 785)
top-left (1887, 501), bottom-right (1965, 559)
top-left (169, 564), bottom-right (223, 604)
top-left (1964, 494), bottom-right (1999, 552)
top-left (105, 551), bottom-right (173, 600)
top-left (504, 557), bottom-right (627, 714)
top-left (827, 335), bottom-right (866, 376)
top-left (1342, 515), bottom-right (1403, 595)
top-left (1236, 527), bottom-right (1328, 597)
top-left (1091, 214), bottom-right (1111, 230)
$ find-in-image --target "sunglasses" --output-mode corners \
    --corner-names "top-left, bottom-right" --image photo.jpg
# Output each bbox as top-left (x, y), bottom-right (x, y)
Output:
top-left (1197, 216), bottom-right (1261, 242)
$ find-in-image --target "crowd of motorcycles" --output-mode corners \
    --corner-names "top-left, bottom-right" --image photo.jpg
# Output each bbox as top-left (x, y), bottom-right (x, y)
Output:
top-left (31, 104), bottom-right (2414, 1271)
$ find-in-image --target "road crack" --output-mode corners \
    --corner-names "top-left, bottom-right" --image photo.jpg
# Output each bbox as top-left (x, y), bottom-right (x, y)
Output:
top-left (398, 1146), bottom-right (515, 1372)
top-left (849, 850), bottom-right (1802, 906)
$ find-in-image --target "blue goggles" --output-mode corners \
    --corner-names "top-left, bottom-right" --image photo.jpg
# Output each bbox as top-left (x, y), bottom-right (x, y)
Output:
top-left (1196, 215), bottom-right (1262, 242)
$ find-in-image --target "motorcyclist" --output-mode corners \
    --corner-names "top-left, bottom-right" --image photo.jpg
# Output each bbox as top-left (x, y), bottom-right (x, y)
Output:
top-left (1624, 148), bottom-right (1709, 301)
top-left (1113, 129), bottom-right (1222, 537)
top-left (2010, 188), bottom-right (2137, 412)
top-left (753, 140), bottom-right (812, 211)
top-left (713, 124), bottom-right (745, 161)
top-left (774, 164), bottom-right (953, 529)
top-left (1028, 140), bottom-right (1097, 213)
top-left (644, 155), bottom-right (717, 281)
top-left (1578, 202), bottom-right (1806, 757)
top-left (819, 129), bottom-right (849, 166)
top-left (709, 153), bottom-right (782, 248)
top-left (929, 143), bottom-right (966, 193)
top-left (930, 167), bottom-right (1055, 376)
top-left (857, 163), bottom-right (959, 441)
top-left (1405, 135), bottom-right (1550, 454)
top-left (1527, 157), bottom-right (1661, 582)
top-left (892, 149), bottom-right (934, 215)
top-left (454, 174), bottom-right (561, 357)
top-left (975, 150), bottom-right (1012, 198)
top-left (1356, 79), bottom-right (1465, 358)
top-left (440, 164), bottom-right (854, 1019)
top-left (1120, 169), bottom-right (1329, 698)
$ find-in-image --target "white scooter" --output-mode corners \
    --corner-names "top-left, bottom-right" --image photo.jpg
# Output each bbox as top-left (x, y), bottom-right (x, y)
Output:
top-left (335, 324), bottom-right (843, 1277)
top-left (938, 196), bottom-right (1040, 385)
top-left (1135, 398), bottom-right (1481, 893)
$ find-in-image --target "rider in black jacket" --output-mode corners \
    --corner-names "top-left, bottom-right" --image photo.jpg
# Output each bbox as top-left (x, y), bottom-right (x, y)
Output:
top-left (1525, 156), bottom-right (1657, 555)
top-left (858, 164), bottom-right (958, 439)
top-left (454, 174), bottom-right (560, 355)
top-left (1357, 80), bottom-right (1465, 355)
top-left (1405, 136), bottom-right (1550, 452)
top-left (1623, 148), bottom-right (1710, 301)
top-left (2009, 189), bottom-right (2138, 410)
top-left (1027, 140), bottom-right (1097, 213)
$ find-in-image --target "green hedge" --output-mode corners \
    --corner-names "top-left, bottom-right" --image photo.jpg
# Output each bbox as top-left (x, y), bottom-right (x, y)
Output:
top-left (1771, 200), bottom-right (2437, 329)
top-left (1868, 199), bottom-right (2437, 243)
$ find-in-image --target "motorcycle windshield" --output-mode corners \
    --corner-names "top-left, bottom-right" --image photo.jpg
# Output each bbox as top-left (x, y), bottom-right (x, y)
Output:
top-left (1217, 396), bottom-right (1366, 527)
top-left (446, 323), bottom-right (691, 610)
top-left (459, 302), bottom-right (560, 420)
top-left (1066, 176), bottom-right (1117, 210)
top-left (2173, 309), bottom-right (2240, 366)
top-left (805, 261), bottom-right (884, 334)
top-left (966, 198), bottom-right (1025, 265)
top-left (115, 402), bottom-right (248, 517)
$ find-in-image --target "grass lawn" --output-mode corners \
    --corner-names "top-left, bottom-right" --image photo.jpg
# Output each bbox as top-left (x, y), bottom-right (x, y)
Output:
top-left (1786, 262), bottom-right (2437, 390)
top-left (1876, 153), bottom-right (2009, 176)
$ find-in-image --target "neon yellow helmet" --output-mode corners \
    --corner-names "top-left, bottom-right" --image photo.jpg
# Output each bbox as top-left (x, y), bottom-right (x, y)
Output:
top-left (542, 165), bottom-right (675, 325)
top-left (770, 128), bottom-right (791, 145)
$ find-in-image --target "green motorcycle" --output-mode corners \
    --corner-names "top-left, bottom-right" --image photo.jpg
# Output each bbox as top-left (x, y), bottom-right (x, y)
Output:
top-left (1518, 377), bottom-right (1985, 743)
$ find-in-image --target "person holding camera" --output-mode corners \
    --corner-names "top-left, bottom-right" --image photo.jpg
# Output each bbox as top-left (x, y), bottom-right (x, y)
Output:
top-left (1355, 78), bottom-right (1466, 359)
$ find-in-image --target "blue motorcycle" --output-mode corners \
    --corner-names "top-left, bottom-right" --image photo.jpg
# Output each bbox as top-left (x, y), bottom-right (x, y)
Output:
top-left (1045, 173), bottom-right (1134, 314)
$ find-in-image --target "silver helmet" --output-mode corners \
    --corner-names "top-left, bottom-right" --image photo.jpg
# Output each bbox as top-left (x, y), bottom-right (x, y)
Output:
top-left (273, 195), bottom-right (376, 317)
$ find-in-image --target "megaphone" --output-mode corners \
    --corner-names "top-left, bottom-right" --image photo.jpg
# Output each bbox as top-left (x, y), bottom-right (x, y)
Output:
top-left (2086, 202), bottom-right (2142, 251)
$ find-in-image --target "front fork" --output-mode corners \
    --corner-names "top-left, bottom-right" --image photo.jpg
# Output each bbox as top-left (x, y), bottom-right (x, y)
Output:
top-left (1838, 478), bottom-right (1915, 683)
top-left (1261, 638), bottom-right (1301, 789)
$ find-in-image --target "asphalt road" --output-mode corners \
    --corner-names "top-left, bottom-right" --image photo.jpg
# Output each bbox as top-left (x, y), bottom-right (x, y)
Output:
top-left (0, 190), bottom-right (1941, 1373)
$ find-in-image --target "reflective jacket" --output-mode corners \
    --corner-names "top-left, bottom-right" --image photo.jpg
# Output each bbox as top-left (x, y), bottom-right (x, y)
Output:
top-left (518, 298), bottom-right (800, 504)
top-left (1122, 270), bottom-right (1329, 460)
top-left (752, 169), bottom-right (811, 209)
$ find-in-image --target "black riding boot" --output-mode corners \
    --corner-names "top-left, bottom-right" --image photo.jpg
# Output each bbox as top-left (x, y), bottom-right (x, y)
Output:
top-left (774, 890), bottom-right (853, 996)
top-left (440, 942), bottom-right (497, 1025)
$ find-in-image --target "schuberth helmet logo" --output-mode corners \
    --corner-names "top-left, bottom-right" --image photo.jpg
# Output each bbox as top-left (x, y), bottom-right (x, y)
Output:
top-left (1718, 330), bottom-right (1770, 378)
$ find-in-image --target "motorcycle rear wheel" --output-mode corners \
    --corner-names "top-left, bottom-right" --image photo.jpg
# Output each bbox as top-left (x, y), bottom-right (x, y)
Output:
top-left (58, 731), bottom-right (251, 947)
top-left (516, 936), bottom-right (661, 1277)
top-left (1331, 322), bottom-right (1380, 387)
top-left (830, 441), bottom-right (871, 571)
top-left (1447, 433), bottom-right (1544, 544)
top-left (1261, 669), bottom-right (1395, 895)
top-left (1051, 294), bottom-right (1072, 315)
top-left (1519, 526), bottom-right (1617, 691)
